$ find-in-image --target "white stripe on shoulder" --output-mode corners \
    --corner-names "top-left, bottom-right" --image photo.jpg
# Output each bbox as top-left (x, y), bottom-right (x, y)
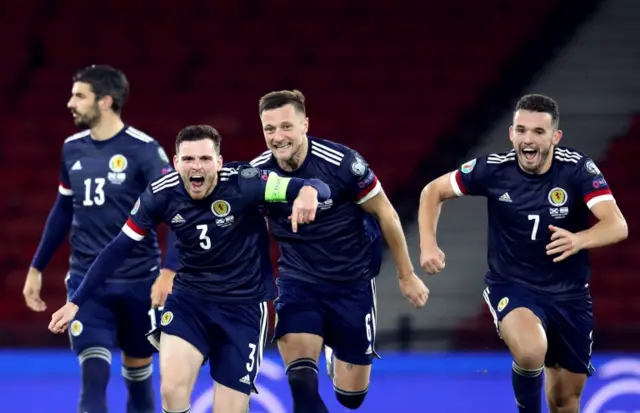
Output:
top-left (151, 171), bottom-right (180, 192)
top-left (555, 148), bottom-right (582, 160)
top-left (250, 150), bottom-right (272, 166)
top-left (64, 130), bottom-right (91, 143)
top-left (487, 151), bottom-right (516, 164)
top-left (126, 127), bottom-right (155, 143)
top-left (554, 154), bottom-right (579, 164)
top-left (219, 167), bottom-right (238, 181)
top-left (310, 141), bottom-right (344, 165)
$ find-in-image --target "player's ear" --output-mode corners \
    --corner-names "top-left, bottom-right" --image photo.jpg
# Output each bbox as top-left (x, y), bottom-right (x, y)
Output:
top-left (508, 125), bottom-right (515, 142)
top-left (302, 117), bottom-right (309, 134)
top-left (552, 129), bottom-right (563, 145)
top-left (98, 95), bottom-right (114, 111)
top-left (173, 154), bottom-right (179, 170)
top-left (217, 155), bottom-right (223, 171)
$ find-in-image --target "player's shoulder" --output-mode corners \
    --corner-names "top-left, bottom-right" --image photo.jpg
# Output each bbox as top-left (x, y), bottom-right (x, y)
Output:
top-left (309, 136), bottom-right (355, 167)
top-left (122, 126), bottom-right (159, 146)
top-left (219, 163), bottom-right (244, 182)
top-left (553, 146), bottom-right (587, 166)
top-left (470, 150), bottom-right (517, 172)
top-left (63, 130), bottom-right (91, 146)
top-left (148, 170), bottom-right (181, 196)
top-left (250, 149), bottom-right (274, 168)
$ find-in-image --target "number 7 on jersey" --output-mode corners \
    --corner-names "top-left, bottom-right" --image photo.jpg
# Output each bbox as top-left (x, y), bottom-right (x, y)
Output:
top-left (528, 214), bottom-right (540, 240)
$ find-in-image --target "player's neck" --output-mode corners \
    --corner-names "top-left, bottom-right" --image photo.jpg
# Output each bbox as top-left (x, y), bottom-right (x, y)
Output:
top-left (90, 116), bottom-right (125, 141)
top-left (276, 136), bottom-right (309, 172)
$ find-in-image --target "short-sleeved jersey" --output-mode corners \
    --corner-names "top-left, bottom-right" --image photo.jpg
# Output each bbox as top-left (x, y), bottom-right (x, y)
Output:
top-left (58, 126), bottom-right (173, 281)
top-left (451, 147), bottom-right (615, 299)
top-left (251, 136), bottom-right (383, 286)
top-left (122, 165), bottom-right (277, 303)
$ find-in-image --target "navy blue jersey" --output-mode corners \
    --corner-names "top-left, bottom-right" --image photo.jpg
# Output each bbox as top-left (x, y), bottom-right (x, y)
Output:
top-left (251, 136), bottom-right (382, 285)
top-left (122, 166), bottom-right (278, 303)
top-left (452, 147), bottom-right (615, 299)
top-left (59, 126), bottom-right (172, 281)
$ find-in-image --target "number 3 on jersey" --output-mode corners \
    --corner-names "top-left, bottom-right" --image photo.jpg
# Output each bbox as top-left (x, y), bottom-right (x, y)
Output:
top-left (196, 224), bottom-right (211, 250)
top-left (83, 178), bottom-right (105, 206)
top-left (528, 214), bottom-right (540, 240)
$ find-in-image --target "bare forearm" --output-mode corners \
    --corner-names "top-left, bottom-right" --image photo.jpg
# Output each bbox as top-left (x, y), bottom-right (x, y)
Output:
top-left (418, 183), bottom-right (444, 249)
top-left (577, 217), bottom-right (628, 250)
top-left (378, 209), bottom-right (414, 278)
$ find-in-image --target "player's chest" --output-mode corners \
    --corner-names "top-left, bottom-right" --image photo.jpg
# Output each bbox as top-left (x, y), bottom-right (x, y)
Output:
top-left (166, 194), bottom-right (252, 238)
top-left (488, 179), bottom-right (577, 221)
top-left (66, 151), bottom-right (140, 190)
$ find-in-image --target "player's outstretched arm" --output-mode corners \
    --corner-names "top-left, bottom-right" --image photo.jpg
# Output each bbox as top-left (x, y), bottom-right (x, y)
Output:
top-left (48, 231), bottom-right (136, 333)
top-left (418, 172), bottom-right (459, 274)
top-left (24, 193), bottom-right (74, 312)
top-left (360, 189), bottom-right (429, 308)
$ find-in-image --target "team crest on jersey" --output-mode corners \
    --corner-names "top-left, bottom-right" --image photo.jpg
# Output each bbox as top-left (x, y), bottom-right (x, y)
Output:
top-left (158, 147), bottom-right (170, 163)
top-left (585, 160), bottom-right (601, 176)
top-left (461, 159), bottom-right (477, 174)
top-left (351, 156), bottom-right (366, 176)
top-left (131, 198), bottom-right (140, 215)
top-left (548, 187), bottom-right (568, 207)
top-left (109, 154), bottom-right (128, 172)
top-left (211, 200), bottom-right (231, 217)
top-left (70, 320), bottom-right (83, 336)
top-left (108, 154), bottom-right (128, 184)
top-left (497, 297), bottom-right (509, 312)
top-left (160, 311), bottom-right (173, 326)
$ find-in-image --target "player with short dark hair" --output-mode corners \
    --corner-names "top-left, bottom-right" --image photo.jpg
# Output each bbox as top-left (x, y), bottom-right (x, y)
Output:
top-left (23, 64), bottom-right (178, 413)
top-left (418, 94), bottom-right (628, 413)
top-left (252, 89), bottom-right (429, 412)
top-left (49, 124), bottom-right (331, 413)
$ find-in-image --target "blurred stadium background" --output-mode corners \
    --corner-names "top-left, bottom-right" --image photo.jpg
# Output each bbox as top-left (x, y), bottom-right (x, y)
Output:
top-left (1, 0), bottom-right (639, 411)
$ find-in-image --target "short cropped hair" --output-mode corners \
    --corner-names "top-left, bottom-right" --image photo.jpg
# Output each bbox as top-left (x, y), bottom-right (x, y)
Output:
top-left (175, 125), bottom-right (222, 154)
top-left (72, 65), bottom-right (129, 114)
top-left (515, 94), bottom-right (560, 127)
top-left (259, 89), bottom-right (306, 115)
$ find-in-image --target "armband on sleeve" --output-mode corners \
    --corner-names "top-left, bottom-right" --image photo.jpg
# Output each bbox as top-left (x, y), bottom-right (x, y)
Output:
top-left (264, 173), bottom-right (292, 202)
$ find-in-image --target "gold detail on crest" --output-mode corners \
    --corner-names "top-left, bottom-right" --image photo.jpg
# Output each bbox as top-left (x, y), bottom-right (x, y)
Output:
top-left (548, 187), bottom-right (567, 207)
top-left (497, 297), bottom-right (509, 312)
top-left (161, 311), bottom-right (174, 326)
top-left (70, 320), bottom-right (84, 336)
top-left (211, 200), bottom-right (231, 217)
top-left (109, 154), bottom-right (128, 173)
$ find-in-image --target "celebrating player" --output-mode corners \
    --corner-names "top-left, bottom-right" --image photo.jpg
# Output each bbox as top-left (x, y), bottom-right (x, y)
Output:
top-left (49, 125), bottom-right (331, 413)
top-left (418, 94), bottom-right (628, 413)
top-left (23, 65), bottom-right (177, 413)
top-left (251, 90), bottom-right (429, 412)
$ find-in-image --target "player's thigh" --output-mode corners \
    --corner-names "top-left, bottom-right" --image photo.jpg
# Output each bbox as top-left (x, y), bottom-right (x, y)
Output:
top-left (483, 286), bottom-right (547, 367)
top-left (544, 297), bottom-right (594, 377)
top-left (326, 279), bottom-right (378, 391)
top-left (159, 332), bottom-right (204, 395)
top-left (274, 279), bottom-right (325, 363)
top-left (65, 274), bottom-right (117, 354)
top-left (209, 302), bottom-right (270, 395)
top-left (115, 278), bottom-right (158, 360)
top-left (544, 365), bottom-right (587, 413)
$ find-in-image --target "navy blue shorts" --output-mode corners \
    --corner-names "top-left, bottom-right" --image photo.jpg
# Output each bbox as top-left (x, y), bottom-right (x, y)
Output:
top-left (160, 288), bottom-right (269, 395)
top-left (483, 284), bottom-right (594, 375)
top-left (65, 273), bottom-right (160, 358)
top-left (274, 277), bottom-right (379, 366)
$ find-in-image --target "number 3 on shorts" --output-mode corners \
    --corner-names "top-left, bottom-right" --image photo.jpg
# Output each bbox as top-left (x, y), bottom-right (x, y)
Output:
top-left (246, 343), bottom-right (257, 372)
